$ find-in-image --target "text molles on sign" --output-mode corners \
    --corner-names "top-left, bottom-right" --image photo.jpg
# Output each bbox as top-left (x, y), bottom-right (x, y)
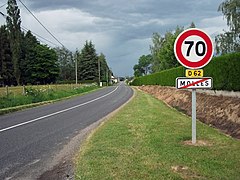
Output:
top-left (176, 78), bottom-right (212, 89)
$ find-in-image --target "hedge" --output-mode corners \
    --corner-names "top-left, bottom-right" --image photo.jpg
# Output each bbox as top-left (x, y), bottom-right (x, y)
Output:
top-left (131, 66), bottom-right (184, 86)
top-left (131, 52), bottom-right (240, 91)
top-left (203, 53), bottom-right (240, 91)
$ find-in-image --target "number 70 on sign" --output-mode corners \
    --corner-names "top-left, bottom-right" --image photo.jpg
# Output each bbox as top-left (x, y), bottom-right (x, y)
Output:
top-left (184, 41), bottom-right (206, 57)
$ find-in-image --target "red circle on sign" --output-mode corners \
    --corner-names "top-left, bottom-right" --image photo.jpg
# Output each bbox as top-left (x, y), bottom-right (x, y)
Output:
top-left (174, 28), bottom-right (214, 69)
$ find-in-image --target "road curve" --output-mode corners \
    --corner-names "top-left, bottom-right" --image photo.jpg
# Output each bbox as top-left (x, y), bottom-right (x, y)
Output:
top-left (0, 82), bottom-right (133, 179)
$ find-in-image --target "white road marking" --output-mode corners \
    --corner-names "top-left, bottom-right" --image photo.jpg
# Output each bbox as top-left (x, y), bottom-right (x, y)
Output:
top-left (27, 159), bottom-right (41, 166)
top-left (0, 86), bottom-right (119, 133)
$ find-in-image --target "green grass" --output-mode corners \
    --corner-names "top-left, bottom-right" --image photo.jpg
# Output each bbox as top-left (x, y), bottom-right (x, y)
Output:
top-left (0, 84), bottom-right (89, 97)
top-left (75, 89), bottom-right (240, 180)
top-left (0, 85), bottom-right (99, 110)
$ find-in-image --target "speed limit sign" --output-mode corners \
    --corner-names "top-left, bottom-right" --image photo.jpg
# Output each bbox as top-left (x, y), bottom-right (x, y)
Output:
top-left (174, 28), bottom-right (214, 69)
top-left (174, 28), bottom-right (214, 144)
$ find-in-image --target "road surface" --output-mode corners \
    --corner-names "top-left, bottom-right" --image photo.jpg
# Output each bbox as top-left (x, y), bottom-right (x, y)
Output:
top-left (0, 83), bottom-right (133, 179)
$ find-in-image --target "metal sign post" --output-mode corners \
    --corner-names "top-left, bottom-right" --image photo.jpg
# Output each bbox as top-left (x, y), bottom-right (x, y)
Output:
top-left (176, 77), bottom-right (213, 144)
top-left (192, 89), bottom-right (196, 144)
top-left (174, 28), bottom-right (214, 144)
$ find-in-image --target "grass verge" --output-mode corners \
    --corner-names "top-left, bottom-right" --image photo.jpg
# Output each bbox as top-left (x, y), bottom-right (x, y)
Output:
top-left (75, 89), bottom-right (240, 180)
top-left (0, 85), bottom-right (100, 115)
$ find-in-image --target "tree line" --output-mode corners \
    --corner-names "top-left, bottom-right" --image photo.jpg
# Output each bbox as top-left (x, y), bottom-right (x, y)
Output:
top-left (134, 0), bottom-right (240, 77)
top-left (0, 0), bottom-right (111, 86)
top-left (56, 41), bottom-right (111, 84)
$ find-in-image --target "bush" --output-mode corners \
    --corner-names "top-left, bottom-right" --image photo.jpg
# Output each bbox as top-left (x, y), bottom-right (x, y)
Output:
top-left (25, 87), bottom-right (48, 103)
top-left (131, 52), bottom-right (240, 91)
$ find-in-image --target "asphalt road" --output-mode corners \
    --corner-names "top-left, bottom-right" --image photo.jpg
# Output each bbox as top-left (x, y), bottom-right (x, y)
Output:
top-left (0, 83), bottom-right (133, 179)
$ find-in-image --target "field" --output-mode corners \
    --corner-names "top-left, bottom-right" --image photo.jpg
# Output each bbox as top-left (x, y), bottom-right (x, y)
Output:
top-left (75, 89), bottom-right (240, 179)
top-left (0, 84), bottom-right (83, 97)
top-left (0, 83), bottom-right (99, 114)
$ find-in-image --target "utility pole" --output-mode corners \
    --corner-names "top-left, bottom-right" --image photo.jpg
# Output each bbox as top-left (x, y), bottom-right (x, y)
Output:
top-left (106, 68), bottom-right (108, 86)
top-left (98, 58), bottom-right (101, 85)
top-left (75, 57), bottom-right (78, 85)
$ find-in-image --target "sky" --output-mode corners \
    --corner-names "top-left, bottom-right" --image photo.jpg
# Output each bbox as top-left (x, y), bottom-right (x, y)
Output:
top-left (0, 0), bottom-right (228, 77)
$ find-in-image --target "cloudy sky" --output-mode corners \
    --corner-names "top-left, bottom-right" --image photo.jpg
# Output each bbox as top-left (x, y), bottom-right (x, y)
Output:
top-left (0, 0), bottom-right (228, 76)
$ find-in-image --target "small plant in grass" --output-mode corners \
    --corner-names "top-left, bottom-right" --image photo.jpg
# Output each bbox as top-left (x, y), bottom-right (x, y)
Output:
top-left (0, 95), bottom-right (32, 109)
top-left (25, 87), bottom-right (46, 103)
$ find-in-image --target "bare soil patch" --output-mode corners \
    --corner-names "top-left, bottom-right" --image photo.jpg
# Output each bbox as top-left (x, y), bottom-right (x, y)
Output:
top-left (182, 140), bottom-right (212, 147)
top-left (171, 165), bottom-right (202, 179)
top-left (138, 86), bottom-right (240, 139)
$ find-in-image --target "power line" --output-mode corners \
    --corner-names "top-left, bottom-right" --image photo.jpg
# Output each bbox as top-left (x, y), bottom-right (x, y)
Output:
top-left (0, 11), bottom-right (6, 17)
top-left (0, 11), bottom-right (59, 47)
top-left (0, 3), bottom-right (7, 9)
top-left (18, 0), bottom-right (66, 48)
top-left (0, 2), bottom-right (7, 17)
top-left (21, 25), bottom-right (60, 47)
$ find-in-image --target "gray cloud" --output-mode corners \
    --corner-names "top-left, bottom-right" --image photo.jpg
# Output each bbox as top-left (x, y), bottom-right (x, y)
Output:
top-left (0, 0), bottom-right (226, 76)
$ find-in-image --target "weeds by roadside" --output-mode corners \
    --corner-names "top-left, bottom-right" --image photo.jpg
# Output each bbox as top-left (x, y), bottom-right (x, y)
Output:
top-left (0, 84), bottom-right (99, 110)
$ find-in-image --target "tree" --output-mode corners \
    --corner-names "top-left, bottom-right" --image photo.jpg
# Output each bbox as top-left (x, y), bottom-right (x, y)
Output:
top-left (31, 45), bottom-right (59, 84)
top-left (216, 0), bottom-right (240, 54)
top-left (0, 25), bottom-right (14, 85)
top-left (17, 31), bottom-right (60, 85)
top-left (20, 30), bottom-right (40, 84)
top-left (98, 53), bottom-right (110, 82)
top-left (150, 32), bottom-right (164, 73)
top-left (215, 31), bottom-right (237, 54)
top-left (133, 64), bottom-right (143, 77)
top-left (55, 47), bottom-right (75, 82)
top-left (219, 0), bottom-right (240, 34)
top-left (150, 26), bottom-right (183, 72)
top-left (6, 0), bottom-right (22, 85)
top-left (78, 41), bottom-right (98, 81)
top-left (133, 54), bottom-right (152, 77)
top-left (139, 54), bottom-right (152, 75)
top-left (158, 26), bottom-right (183, 70)
top-left (189, 22), bottom-right (196, 28)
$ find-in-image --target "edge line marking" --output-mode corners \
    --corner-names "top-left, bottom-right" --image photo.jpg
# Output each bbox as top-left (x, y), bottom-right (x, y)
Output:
top-left (0, 86), bottom-right (119, 133)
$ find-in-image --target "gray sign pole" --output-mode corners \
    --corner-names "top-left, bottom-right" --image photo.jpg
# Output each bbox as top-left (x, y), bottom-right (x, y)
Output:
top-left (192, 89), bottom-right (197, 144)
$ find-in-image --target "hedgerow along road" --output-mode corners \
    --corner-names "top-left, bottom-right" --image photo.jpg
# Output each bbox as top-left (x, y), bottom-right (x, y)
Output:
top-left (0, 82), bottom-right (133, 179)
